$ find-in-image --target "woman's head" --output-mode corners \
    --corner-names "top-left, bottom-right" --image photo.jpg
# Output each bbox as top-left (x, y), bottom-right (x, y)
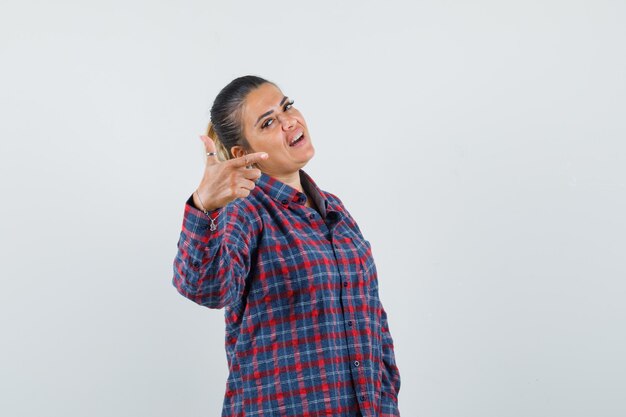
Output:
top-left (208, 75), bottom-right (269, 161)
top-left (207, 75), bottom-right (314, 177)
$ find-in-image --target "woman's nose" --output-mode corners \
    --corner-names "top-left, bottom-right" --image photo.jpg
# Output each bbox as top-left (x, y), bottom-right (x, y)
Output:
top-left (278, 114), bottom-right (296, 130)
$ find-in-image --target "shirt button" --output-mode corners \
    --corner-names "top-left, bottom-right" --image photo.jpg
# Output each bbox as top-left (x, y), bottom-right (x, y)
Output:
top-left (281, 199), bottom-right (288, 205)
top-left (354, 360), bottom-right (360, 367)
top-left (343, 282), bottom-right (348, 287)
top-left (348, 321), bottom-right (353, 326)
top-left (360, 395), bottom-right (366, 401)
top-left (308, 213), bottom-right (315, 219)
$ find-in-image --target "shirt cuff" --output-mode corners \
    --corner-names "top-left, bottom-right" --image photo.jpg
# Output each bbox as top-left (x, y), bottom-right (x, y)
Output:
top-left (182, 195), bottom-right (227, 243)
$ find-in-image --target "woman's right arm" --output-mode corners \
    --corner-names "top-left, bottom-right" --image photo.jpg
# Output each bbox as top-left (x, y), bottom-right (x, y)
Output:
top-left (173, 198), bottom-right (252, 309)
top-left (172, 136), bottom-right (268, 309)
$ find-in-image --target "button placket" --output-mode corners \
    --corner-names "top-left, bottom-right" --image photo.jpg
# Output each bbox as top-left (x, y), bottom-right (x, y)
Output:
top-left (330, 228), bottom-right (372, 409)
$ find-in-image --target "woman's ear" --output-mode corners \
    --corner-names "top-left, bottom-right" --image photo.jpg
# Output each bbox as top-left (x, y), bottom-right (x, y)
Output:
top-left (230, 145), bottom-right (245, 159)
top-left (231, 145), bottom-right (261, 170)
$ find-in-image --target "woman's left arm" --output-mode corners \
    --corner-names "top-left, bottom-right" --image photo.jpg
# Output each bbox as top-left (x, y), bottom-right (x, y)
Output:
top-left (380, 301), bottom-right (401, 401)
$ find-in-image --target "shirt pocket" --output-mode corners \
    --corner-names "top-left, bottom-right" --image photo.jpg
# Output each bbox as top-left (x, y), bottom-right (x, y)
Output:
top-left (352, 236), bottom-right (379, 296)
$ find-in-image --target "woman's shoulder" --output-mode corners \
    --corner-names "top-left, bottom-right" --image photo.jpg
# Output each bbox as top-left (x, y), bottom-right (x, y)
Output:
top-left (321, 188), bottom-right (342, 204)
top-left (318, 187), bottom-right (351, 214)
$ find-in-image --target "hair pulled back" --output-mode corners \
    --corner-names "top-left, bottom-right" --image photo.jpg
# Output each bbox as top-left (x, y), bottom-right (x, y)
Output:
top-left (206, 75), bottom-right (274, 161)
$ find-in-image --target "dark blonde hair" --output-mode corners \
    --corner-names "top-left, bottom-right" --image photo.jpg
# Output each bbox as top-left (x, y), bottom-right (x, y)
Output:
top-left (206, 75), bottom-right (275, 161)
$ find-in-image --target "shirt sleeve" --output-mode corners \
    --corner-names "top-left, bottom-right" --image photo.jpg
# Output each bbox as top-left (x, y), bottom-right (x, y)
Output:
top-left (172, 195), bottom-right (254, 309)
top-left (380, 301), bottom-right (401, 401)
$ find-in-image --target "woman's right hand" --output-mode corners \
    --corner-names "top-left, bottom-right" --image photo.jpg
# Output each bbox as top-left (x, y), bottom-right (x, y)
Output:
top-left (193, 135), bottom-right (268, 211)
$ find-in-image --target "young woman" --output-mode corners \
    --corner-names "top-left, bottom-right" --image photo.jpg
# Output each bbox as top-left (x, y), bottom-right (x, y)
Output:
top-left (173, 75), bottom-right (401, 417)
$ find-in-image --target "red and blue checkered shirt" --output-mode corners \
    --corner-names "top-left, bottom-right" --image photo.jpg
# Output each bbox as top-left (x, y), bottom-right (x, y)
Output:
top-left (173, 170), bottom-right (401, 417)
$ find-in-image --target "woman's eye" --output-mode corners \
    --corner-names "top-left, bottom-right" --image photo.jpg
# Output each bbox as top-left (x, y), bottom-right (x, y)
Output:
top-left (261, 100), bottom-right (294, 129)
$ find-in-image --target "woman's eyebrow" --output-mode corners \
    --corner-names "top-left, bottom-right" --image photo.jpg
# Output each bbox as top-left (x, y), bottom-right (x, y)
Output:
top-left (255, 96), bottom-right (289, 126)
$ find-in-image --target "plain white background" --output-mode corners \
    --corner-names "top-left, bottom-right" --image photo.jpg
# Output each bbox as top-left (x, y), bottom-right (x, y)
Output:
top-left (1, 1), bottom-right (625, 416)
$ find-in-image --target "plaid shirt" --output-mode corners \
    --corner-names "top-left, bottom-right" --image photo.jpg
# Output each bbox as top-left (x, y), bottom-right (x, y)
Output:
top-left (173, 170), bottom-right (400, 417)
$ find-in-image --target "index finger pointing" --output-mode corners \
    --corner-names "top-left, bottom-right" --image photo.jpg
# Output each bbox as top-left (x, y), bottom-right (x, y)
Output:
top-left (231, 152), bottom-right (269, 168)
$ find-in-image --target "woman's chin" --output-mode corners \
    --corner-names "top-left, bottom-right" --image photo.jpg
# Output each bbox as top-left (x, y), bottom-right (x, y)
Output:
top-left (298, 148), bottom-right (315, 168)
top-left (302, 144), bottom-right (315, 162)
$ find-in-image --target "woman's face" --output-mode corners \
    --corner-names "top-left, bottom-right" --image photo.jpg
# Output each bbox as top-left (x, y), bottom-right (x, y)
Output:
top-left (237, 83), bottom-right (315, 177)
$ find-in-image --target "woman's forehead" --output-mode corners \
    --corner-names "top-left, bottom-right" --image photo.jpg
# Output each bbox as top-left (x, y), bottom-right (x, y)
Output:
top-left (244, 84), bottom-right (285, 118)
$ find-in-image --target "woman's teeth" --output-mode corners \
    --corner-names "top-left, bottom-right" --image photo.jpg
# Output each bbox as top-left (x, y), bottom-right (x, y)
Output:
top-left (289, 132), bottom-right (304, 146)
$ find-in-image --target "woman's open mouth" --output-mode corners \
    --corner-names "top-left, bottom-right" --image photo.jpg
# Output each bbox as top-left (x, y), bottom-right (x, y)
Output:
top-left (289, 131), bottom-right (305, 147)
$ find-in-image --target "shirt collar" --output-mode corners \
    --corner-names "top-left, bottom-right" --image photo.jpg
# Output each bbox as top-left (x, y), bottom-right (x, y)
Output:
top-left (255, 169), bottom-right (330, 217)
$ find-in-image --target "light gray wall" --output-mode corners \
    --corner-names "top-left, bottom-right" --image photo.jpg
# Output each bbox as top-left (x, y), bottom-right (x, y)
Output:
top-left (1, 1), bottom-right (625, 416)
